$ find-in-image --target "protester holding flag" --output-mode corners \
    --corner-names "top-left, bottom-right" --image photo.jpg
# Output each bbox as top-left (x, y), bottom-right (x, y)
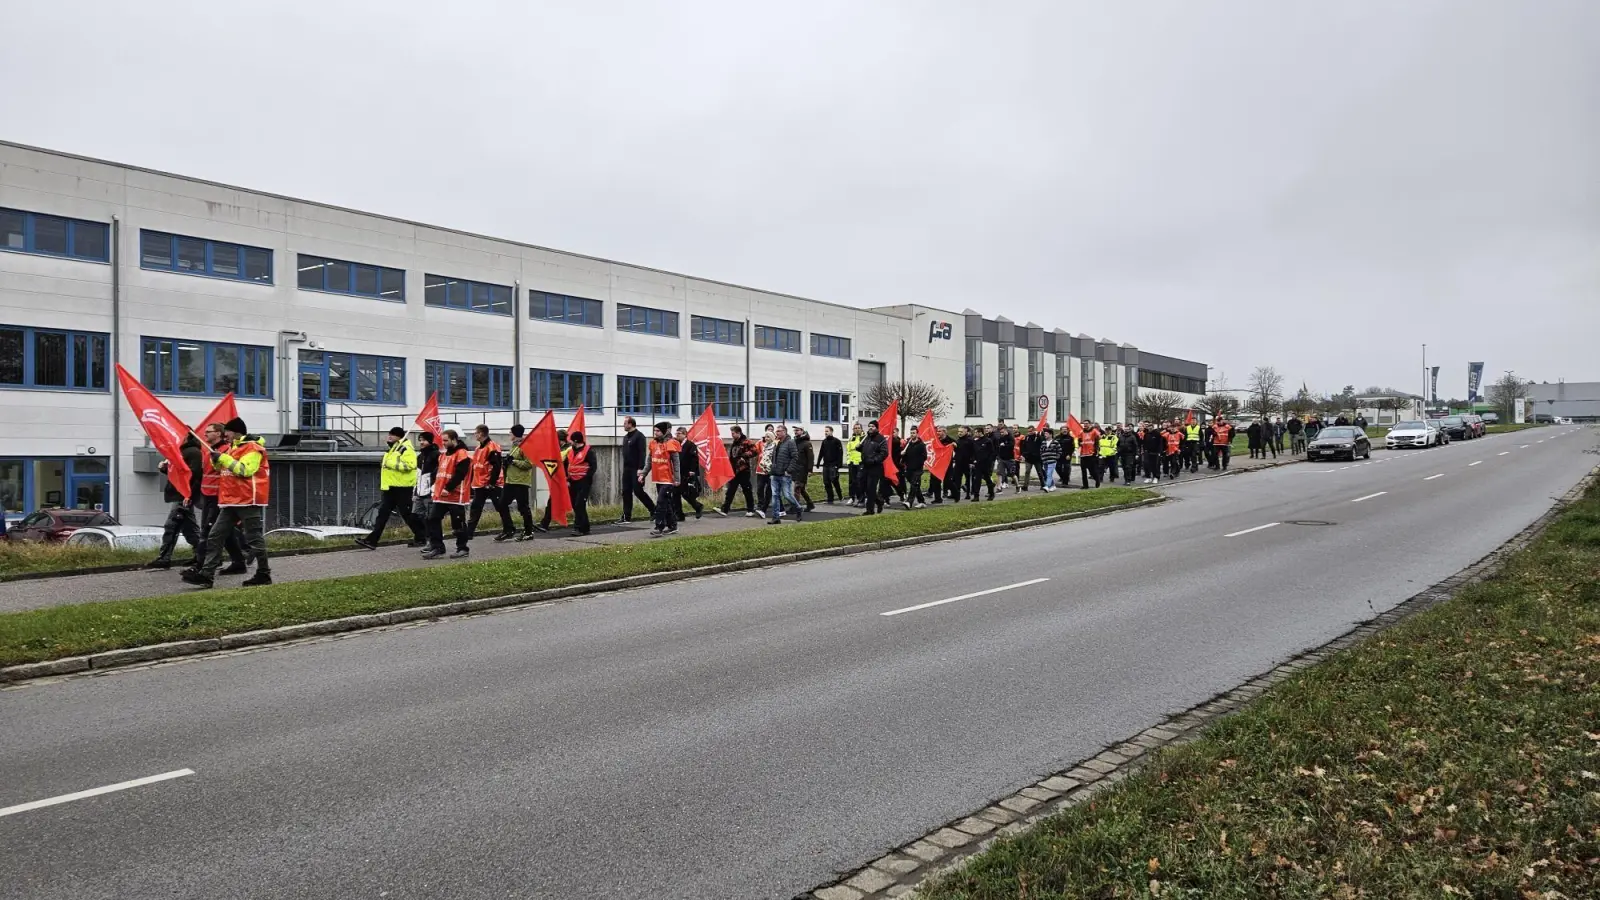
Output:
top-left (183, 422), bottom-right (248, 580)
top-left (183, 416), bottom-right (272, 588)
top-left (901, 429), bottom-right (928, 508)
top-left (144, 433), bottom-right (205, 570)
top-left (719, 425), bottom-right (759, 517)
top-left (857, 420), bottom-right (889, 515)
top-left (423, 430), bottom-right (473, 560)
top-left (412, 431), bottom-right (438, 529)
top-left (646, 421), bottom-right (682, 536)
top-left (674, 425), bottom-right (704, 521)
top-left (530, 429), bottom-right (569, 535)
top-left (950, 426), bottom-right (975, 502)
top-left (565, 430), bottom-right (593, 535)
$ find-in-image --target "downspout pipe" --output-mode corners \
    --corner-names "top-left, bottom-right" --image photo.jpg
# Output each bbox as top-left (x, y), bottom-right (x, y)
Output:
top-left (111, 216), bottom-right (121, 515)
top-left (513, 280), bottom-right (522, 427)
top-left (278, 330), bottom-right (308, 434)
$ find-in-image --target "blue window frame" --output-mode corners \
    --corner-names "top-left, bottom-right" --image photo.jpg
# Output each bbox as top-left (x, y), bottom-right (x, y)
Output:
top-left (810, 391), bottom-right (846, 423)
top-left (810, 333), bottom-right (851, 359)
top-left (755, 386), bottom-right (800, 420)
top-left (424, 275), bottom-right (513, 316)
top-left (528, 291), bottom-right (603, 327)
top-left (139, 337), bottom-right (272, 398)
top-left (0, 325), bottom-right (109, 391)
top-left (616, 304), bottom-right (679, 337)
top-left (690, 315), bottom-right (743, 346)
top-left (1, 208), bottom-right (109, 262)
top-left (300, 350), bottom-right (405, 404)
top-left (691, 381), bottom-right (744, 418)
top-left (0, 457), bottom-right (112, 517)
top-left (296, 254), bottom-right (403, 301)
top-left (617, 376), bottom-right (679, 416)
top-left (754, 325), bottom-right (801, 353)
top-left (425, 360), bottom-right (512, 409)
top-left (529, 368), bottom-right (603, 411)
top-left (140, 230), bottom-right (272, 283)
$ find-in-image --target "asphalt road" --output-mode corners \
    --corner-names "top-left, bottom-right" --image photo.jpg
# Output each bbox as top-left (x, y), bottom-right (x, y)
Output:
top-left (1, 427), bottom-right (1591, 900)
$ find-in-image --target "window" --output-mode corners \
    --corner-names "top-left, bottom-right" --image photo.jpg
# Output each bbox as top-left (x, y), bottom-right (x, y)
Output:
top-left (617, 376), bottom-right (679, 416)
top-left (691, 381), bottom-right (744, 418)
top-left (300, 350), bottom-right (405, 404)
top-left (690, 315), bottom-right (744, 346)
top-left (811, 391), bottom-right (846, 423)
top-left (0, 325), bottom-right (108, 391)
top-left (141, 230), bottom-right (272, 283)
top-left (140, 337), bottom-right (272, 398)
top-left (1080, 357), bottom-right (1096, 421)
top-left (530, 368), bottom-right (603, 411)
top-left (998, 344), bottom-right (1014, 419)
top-left (1028, 349), bottom-right (1044, 398)
top-left (754, 325), bottom-right (801, 353)
top-left (424, 275), bottom-right (513, 316)
top-left (965, 336), bottom-right (982, 418)
top-left (297, 254), bottom-right (403, 300)
top-left (1104, 363), bottom-right (1118, 422)
top-left (810, 333), bottom-right (851, 359)
top-left (1137, 370), bottom-right (1206, 394)
top-left (616, 304), bottom-right (679, 337)
top-left (426, 360), bottom-right (513, 409)
top-left (528, 291), bottom-right (603, 327)
top-left (1055, 354), bottom-right (1071, 422)
top-left (1, 208), bottom-right (110, 262)
top-left (755, 386), bottom-right (800, 420)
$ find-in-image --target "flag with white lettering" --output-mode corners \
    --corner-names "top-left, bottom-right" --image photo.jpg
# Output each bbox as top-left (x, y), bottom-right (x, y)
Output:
top-left (116, 364), bottom-right (194, 500)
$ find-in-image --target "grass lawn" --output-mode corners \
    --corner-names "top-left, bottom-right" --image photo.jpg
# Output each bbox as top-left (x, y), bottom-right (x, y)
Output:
top-left (0, 488), bottom-right (1152, 668)
top-left (1486, 423), bottom-right (1545, 435)
top-left (920, 478), bottom-right (1600, 900)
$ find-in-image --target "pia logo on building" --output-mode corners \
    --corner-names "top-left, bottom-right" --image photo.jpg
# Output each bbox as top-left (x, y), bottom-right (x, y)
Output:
top-left (927, 320), bottom-right (953, 342)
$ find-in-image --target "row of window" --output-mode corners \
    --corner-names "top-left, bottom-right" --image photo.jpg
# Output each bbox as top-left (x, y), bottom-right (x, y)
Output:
top-left (688, 383), bottom-right (843, 423)
top-left (2, 208), bottom-right (110, 262)
top-left (1137, 369), bottom-right (1207, 395)
top-left (965, 343), bottom-right (1145, 422)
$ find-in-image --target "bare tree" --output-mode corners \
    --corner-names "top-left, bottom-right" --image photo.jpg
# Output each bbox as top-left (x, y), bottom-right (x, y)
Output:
top-left (861, 381), bottom-right (950, 435)
top-left (1197, 392), bottom-right (1241, 419)
top-left (1129, 390), bottom-right (1185, 424)
top-left (1282, 384), bottom-right (1317, 418)
top-left (1245, 366), bottom-right (1284, 420)
top-left (1486, 371), bottom-right (1530, 422)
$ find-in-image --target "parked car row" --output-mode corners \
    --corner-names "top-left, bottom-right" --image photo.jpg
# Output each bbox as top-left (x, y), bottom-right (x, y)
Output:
top-left (1435, 414), bottom-right (1486, 440)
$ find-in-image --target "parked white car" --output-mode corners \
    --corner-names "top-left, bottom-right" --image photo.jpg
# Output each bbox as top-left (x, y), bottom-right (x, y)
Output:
top-left (263, 525), bottom-right (370, 541)
top-left (1385, 420), bottom-right (1444, 449)
top-left (63, 526), bottom-right (180, 552)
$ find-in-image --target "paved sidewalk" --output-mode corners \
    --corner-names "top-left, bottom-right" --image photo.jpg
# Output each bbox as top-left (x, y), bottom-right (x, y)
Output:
top-left (1, 451), bottom-right (1296, 614)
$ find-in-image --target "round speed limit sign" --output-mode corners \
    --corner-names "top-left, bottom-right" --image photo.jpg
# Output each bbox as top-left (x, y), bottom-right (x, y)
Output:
top-left (1037, 394), bottom-right (1050, 411)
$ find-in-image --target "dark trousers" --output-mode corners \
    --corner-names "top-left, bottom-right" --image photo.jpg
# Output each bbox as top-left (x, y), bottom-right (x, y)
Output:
top-left (1080, 457), bottom-right (1101, 488)
top-left (823, 465), bottom-right (842, 502)
top-left (1020, 459), bottom-right (1043, 489)
top-left (195, 496), bottom-right (245, 569)
top-left (967, 463), bottom-right (994, 499)
top-left (905, 469), bottom-right (925, 505)
top-left (1216, 445), bottom-right (1232, 469)
top-left (676, 475), bottom-right (703, 520)
top-left (860, 467), bottom-right (884, 513)
top-left (621, 468), bottom-right (655, 520)
top-left (466, 487), bottom-right (502, 539)
top-left (757, 474), bottom-right (772, 513)
top-left (427, 502), bottom-right (468, 552)
top-left (1166, 453), bottom-right (1181, 477)
top-left (653, 484), bottom-right (677, 531)
top-left (158, 501), bottom-right (199, 561)
top-left (946, 467), bottom-right (964, 501)
top-left (795, 475), bottom-right (814, 509)
top-left (721, 470), bottom-right (755, 512)
top-left (1206, 444), bottom-right (1220, 469)
top-left (1100, 454), bottom-right (1118, 482)
top-left (1144, 451), bottom-right (1163, 479)
top-left (927, 473), bottom-right (943, 502)
top-left (502, 483), bottom-right (534, 534)
top-left (367, 485), bottom-right (425, 543)
top-left (568, 479), bottom-right (591, 534)
top-left (1120, 455), bottom-right (1136, 484)
top-left (1264, 438), bottom-right (1278, 459)
top-left (1182, 441), bottom-right (1199, 472)
top-left (201, 506), bottom-right (269, 577)
top-left (848, 464), bottom-right (861, 502)
top-left (879, 471), bottom-right (906, 503)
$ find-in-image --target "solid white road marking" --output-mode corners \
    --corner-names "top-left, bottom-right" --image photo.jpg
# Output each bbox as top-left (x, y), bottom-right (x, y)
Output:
top-left (881, 578), bottom-right (1050, 617)
top-left (1499, 451), bottom-right (1510, 456)
top-left (1424, 474), bottom-right (1445, 481)
top-left (1225, 522), bottom-right (1282, 538)
top-left (1352, 492), bottom-right (1388, 503)
top-left (1469, 461), bottom-right (1482, 467)
top-left (1521, 444), bottom-right (1531, 449)
top-left (0, 769), bottom-right (195, 819)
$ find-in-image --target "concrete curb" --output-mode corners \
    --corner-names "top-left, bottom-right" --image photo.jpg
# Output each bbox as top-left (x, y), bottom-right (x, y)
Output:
top-left (0, 496), bottom-right (1165, 684)
top-left (800, 467), bottom-right (1598, 900)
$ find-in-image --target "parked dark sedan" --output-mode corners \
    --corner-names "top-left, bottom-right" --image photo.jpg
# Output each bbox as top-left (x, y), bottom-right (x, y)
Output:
top-left (4, 508), bottom-right (118, 543)
top-left (1438, 415), bottom-right (1474, 440)
top-left (1307, 426), bottom-right (1372, 461)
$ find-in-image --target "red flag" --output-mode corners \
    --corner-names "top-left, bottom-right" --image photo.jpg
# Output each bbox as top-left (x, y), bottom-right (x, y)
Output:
top-left (1185, 408), bottom-right (1195, 426)
top-left (198, 393), bottom-right (238, 434)
top-left (687, 406), bottom-right (735, 492)
top-left (115, 364), bottom-right (194, 500)
top-left (1066, 414), bottom-right (1083, 440)
top-left (570, 404), bottom-right (588, 440)
top-left (876, 400), bottom-right (900, 484)
top-left (520, 410), bottom-right (572, 524)
top-left (415, 391), bottom-right (441, 436)
top-left (1035, 409), bottom-right (1049, 433)
top-left (918, 410), bottom-right (952, 481)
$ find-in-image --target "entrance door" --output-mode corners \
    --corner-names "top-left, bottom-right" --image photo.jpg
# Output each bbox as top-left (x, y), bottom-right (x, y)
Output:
top-left (299, 357), bottom-right (326, 430)
top-left (66, 458), bottom-right (110, 512)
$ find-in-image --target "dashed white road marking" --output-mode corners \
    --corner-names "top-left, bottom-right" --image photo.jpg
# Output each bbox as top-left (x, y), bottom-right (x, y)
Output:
top-left (881, 578), bottom-right (1050, 617)
top-left (1351, 492), bottom-right (1388, 503)
top-left (1424, 474), bottom-right (1445, 481)
top-left (1499, 451), bottom-right (1511, 456)
top-left (0, 769), bottom-right (195, 819)
top-left (1469, 461), bottom-right (1482, 467)
top-left (1225, 522), bottom-right (1282, 538)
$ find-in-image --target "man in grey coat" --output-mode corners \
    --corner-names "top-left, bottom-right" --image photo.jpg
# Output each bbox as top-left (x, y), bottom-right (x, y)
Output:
top-left (766, 425), bottom-right (804, 524)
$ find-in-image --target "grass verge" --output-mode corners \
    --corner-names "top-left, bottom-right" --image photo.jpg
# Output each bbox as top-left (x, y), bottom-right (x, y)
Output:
top-left (1487, 423), bottom-right (1546, 435)
top-left (920, 478), bottom-right (1600, 900)
top-left (0, 488), bottom-right (1151, 668)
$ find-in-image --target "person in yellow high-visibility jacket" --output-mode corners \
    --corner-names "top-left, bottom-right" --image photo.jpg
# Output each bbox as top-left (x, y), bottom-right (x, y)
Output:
top-left (357, 426), bottom-right (423, 550)
top-left (183, 417), bottom-right (272, 589)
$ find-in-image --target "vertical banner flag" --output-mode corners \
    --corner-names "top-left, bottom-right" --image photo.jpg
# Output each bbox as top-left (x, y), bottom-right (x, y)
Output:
top-left (1430, 367), bottom-right (1440, 404)
top-left (569, 404), bottom-right (588, 440)
top-left (918, 410), bottom-right (952, 481)
top-left (195, 392), bottom-right (239, 482)
top-left (876, 400), bottom-right (900, 484)
top-left (521, 411), bottom-right (572, 524)
top-left (1185, 408), bottom-right (1195, 425)
top-left (415, 391), bottom-right (442, 436)
top-left (115, 364), bottom-right (194, 500)
top-left (1065, 414), bottom-right (1084, 440)
top-left (1034, 409), bottom-right (1049, 433)
top-left (1467, 362), bottom-right (1485, 403)
top-left (687, 406), bottom-right (735, 491)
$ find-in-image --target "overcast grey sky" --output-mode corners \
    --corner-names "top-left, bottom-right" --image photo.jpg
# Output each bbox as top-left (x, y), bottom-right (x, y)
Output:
top-left (4, 1), bottom-right (1596, 398)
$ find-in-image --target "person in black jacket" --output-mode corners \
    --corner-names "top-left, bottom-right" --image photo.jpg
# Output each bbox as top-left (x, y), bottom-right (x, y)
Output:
top-left (901, 431), bottom-right (928, 507)
top-left (879, 433), bottom-right (908, 508)
top-left (951, 427), bottom-right (975, 502)
top-left (857, 422), bottom-right (889, 515)
top-left (792, 427), bottom-right (817, 512)
top-left (145, 433), bottom-right (205, 569)
top-left (969, 426), bottom-right (997, 500)
top-left (619, 416), bottom-right (656, 523)
top-left (1140, 423), bottom-right (1166, 484)
top-left (818, 426), bottom-right (844, 504)
top-left (1019, 429), bottom-right (1041, 491)
top-left (928, 430), bottom-right (951, 503)
top-left (672, 426), bottom-right (704, 522)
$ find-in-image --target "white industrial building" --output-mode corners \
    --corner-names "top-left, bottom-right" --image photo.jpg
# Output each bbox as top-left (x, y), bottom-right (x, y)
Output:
top-left (0, 141), bottom-right (1206, 526)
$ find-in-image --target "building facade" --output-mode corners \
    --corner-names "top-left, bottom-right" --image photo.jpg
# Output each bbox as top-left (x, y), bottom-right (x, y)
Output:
top-left (0, 141), bottom-right (1206, 525)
